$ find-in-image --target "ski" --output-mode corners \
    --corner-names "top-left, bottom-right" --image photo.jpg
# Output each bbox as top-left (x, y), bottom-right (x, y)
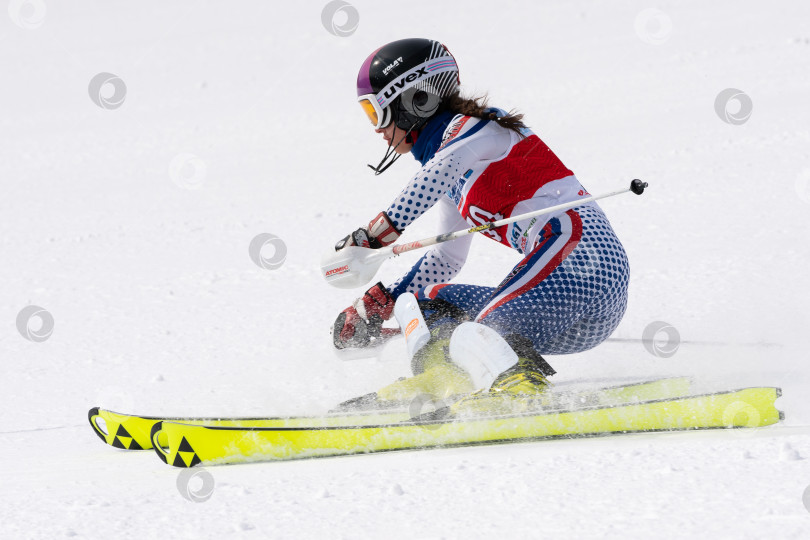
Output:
top-left (88, 376), bottom-right (691, 451)
top-left (150, 386), bottom-right (782, 467)
top-left (88, 406), bottom-right (412, 452)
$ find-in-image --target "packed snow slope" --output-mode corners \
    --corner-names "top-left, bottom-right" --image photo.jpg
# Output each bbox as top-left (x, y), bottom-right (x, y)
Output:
top-left (2, 1), bottom-right (810, 538)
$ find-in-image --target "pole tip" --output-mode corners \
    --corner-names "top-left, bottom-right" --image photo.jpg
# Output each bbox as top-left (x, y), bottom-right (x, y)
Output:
top-left (630, 179), bottom-right (648, 195)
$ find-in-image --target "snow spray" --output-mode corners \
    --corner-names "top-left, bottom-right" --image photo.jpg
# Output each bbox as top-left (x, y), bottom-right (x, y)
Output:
top-left (393, 292), bottom-right (430, 360)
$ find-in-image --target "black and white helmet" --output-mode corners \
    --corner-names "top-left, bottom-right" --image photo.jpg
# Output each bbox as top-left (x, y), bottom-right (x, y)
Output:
top-left (356, 38), bottom-right (460, 131)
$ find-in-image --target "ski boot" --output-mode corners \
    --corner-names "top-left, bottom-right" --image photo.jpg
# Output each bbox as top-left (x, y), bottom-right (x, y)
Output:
top-left (447, 324), bottom-right (556, 417)
top-left (491, 333), bottom-right (556, 395)
top-left (376, 322), bottom-right (474, 402)
top-left (490, 358), bottom-right (553, 396)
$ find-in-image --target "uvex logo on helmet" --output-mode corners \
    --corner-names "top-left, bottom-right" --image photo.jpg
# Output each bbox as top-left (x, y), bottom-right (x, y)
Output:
top-left (374, 55), bottom-right (461, 109)
top-left (382, 67), bottom-right (429, 100)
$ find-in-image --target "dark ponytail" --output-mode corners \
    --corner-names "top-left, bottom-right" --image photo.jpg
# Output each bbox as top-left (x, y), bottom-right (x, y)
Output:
top-left (441, 91), bottom-right (527, 137)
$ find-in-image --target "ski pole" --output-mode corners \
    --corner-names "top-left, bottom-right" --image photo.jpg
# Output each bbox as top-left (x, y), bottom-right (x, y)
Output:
top-left (321, 179), bottom-right (647, 289)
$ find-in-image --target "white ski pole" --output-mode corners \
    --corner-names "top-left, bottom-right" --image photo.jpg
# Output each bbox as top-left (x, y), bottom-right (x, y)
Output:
top-left (321, 179), bottom-right (647, 289)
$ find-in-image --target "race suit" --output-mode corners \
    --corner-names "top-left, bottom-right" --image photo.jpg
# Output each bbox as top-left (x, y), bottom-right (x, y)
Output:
top-left (384, 109), bottom-right (629, 354)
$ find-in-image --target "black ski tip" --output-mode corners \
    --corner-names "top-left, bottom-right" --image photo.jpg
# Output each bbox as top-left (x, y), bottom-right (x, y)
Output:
top-left (414, 407), bottom-right (453, 423)
top-left (87, 407), bottom-right (109, 443)
top-left (630, 179), bottom-right (648, 195)
top-left (331, 392), bottom-right (380, 413)
top-left (151, 421), bottom-right (168, 464)
top-left (88, 407), bottom-right (101, 430)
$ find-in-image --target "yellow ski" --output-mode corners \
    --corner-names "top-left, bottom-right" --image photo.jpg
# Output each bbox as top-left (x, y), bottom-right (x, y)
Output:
top-left (87, 407), bottom-right (412, 451)
top-left (88, 376), bottom-right (691, 451)
top-left (150, 386), bottom-right (782, 467)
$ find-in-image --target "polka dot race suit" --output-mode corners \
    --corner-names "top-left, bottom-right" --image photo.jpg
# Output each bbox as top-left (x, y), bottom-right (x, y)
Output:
top-left (385, 109), bottom-right (629, 355)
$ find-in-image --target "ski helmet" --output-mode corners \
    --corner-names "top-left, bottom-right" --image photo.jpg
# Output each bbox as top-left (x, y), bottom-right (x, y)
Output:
top-left (356, 38), bottom-right (460, 131)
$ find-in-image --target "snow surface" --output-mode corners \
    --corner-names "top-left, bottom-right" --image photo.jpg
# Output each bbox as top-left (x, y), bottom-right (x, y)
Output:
top-left (2, 1), bottom-right (810, 538)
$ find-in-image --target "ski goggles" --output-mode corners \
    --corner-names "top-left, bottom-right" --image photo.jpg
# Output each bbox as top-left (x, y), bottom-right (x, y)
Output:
top-left (357, 94), bottom-right (391, 130)
top-left (357, 57), bottom-right (459, 130)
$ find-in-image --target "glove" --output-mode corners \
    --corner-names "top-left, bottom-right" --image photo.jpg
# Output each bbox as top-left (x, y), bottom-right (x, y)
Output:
top-left (335, 211), bottom-right (401, 251)
top-left (333, 282), bottom-right (396, 349)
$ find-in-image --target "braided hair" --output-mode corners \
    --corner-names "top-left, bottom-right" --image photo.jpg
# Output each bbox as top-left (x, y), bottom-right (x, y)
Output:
top-left (441, 91), bottom-right (527, 137)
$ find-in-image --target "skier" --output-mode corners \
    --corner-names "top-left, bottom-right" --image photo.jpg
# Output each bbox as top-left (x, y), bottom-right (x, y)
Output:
top-left (332, 38), bottom-right (630, 404)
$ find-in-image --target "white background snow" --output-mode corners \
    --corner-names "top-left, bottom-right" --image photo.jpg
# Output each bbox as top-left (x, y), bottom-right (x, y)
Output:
top-left (2, 0), bottom-right (810, 538)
